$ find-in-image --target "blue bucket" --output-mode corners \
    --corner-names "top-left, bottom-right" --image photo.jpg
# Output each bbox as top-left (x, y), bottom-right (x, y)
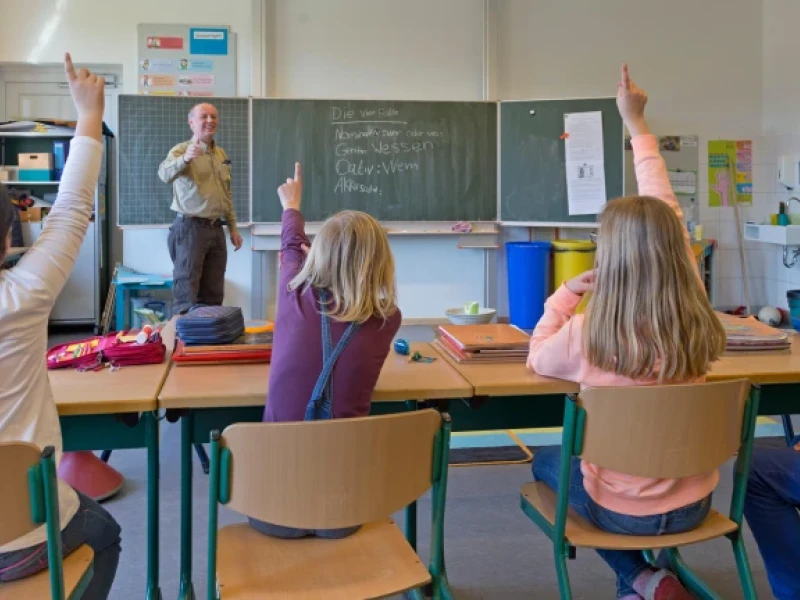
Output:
top-left (506, 241), bottom-right (551, 330)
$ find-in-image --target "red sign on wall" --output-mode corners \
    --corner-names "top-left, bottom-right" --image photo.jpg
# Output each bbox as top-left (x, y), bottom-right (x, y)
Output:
top-left (146, 36), bottom-right (184, 50)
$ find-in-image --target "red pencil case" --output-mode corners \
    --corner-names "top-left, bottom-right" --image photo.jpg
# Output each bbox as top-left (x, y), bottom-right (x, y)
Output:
top-left (46, 333), bottom-right (166, 370)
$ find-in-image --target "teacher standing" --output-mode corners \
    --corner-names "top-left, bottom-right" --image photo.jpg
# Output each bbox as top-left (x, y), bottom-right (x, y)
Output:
top-left (158, 103), bottom-right (243, 314)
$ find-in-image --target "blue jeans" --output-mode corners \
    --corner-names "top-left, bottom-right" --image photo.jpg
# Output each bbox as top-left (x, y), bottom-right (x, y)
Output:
top-left (532, 446), bottom-right (711, 598)
top-left (743, 440), bottom-right (800, 600)
top-left (0, 490), bottom-right (121, 599)
top-left (249, 518), bottom-right (359, 540)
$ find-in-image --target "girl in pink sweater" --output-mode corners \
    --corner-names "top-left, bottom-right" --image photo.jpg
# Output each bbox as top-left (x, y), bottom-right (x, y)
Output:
top-left (528, 65), bottom-right (726, 600)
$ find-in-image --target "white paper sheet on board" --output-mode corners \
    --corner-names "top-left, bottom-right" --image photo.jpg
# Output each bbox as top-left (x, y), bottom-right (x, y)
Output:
top-left (564, 111), bottom-right (607, 215)
top-left (668, 170), bottom-right (697, 195)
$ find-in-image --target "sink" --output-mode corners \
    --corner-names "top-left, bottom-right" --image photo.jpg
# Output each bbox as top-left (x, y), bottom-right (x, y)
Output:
top-left (743, 223), bottom-right (800, 246)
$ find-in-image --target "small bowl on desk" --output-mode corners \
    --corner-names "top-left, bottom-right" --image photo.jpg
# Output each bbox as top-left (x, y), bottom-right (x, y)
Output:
top-left (445, 307), bottom-right (497, 325)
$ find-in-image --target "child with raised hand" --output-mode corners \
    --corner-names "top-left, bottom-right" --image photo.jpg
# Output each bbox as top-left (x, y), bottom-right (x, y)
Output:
top-left (0, 54), bottom-right (120, 599)
top-left (527, 64), bottom-right (726, 600)
top-left (252, 162), bottom-right (402, 539)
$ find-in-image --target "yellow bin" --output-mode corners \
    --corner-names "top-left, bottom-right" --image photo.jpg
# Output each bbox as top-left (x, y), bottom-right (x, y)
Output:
top-left (552, 240), bottom-right (596, 313)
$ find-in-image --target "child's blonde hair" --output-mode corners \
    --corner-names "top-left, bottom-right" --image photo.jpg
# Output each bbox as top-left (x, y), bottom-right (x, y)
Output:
top-left (584, 196), bottom-right (726, 382)
top-left (289, 210), bottom-right (398, 323)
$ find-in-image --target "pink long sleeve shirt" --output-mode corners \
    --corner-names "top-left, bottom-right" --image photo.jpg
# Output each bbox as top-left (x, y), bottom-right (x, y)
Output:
top-left (527, 134), bottom-right (717, 517)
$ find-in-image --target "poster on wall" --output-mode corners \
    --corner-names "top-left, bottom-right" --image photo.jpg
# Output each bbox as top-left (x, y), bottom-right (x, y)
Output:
top-left (137, 24), bottom-right (236, 97)
top-left (708, 140), bottom-right (753, 207)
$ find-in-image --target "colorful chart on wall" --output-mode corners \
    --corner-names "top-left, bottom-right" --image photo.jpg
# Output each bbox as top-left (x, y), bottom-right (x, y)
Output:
top-left (708, 140), bottom-right (753, 207)
top-left (137, 24), bottom-right (236, 97)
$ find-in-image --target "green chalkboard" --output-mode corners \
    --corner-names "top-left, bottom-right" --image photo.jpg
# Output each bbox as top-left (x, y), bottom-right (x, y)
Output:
top-left (117, 95), bottom-right (250, 226)
top-left (251, 99), bottom-right (497, 223)
top-left (500, 98), bottom-right (624, 223)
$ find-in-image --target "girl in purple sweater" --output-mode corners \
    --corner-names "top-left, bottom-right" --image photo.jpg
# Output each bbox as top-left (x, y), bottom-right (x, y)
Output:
top-left (252, 163), bottom-right (402, 539)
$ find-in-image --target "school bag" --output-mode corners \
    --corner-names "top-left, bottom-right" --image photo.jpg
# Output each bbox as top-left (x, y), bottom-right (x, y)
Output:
top-left (176, 305), bottom-right (245, 345)
top-left (46, 332), bottom-right (166, 370)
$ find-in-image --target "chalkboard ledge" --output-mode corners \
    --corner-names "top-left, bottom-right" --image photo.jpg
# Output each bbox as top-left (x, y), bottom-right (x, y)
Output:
top-left (251, 221), bottom-right (499, 237)
top-left (499, 221), bottom-right (598, 229)
top-left (117, 221), bottom-right (253, 230)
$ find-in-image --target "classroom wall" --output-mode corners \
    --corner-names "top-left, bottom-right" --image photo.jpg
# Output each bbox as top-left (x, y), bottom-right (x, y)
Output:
top-left (261, 0), bottom-right (490, 320)
top-left (492, 0), bottom-right (768, 313)
top-left (0, 0), bottom-right (790, 318)
top-left (761, 0), bottom-right (800, 310)
top-left (0, 0), bottom-right (258, 315)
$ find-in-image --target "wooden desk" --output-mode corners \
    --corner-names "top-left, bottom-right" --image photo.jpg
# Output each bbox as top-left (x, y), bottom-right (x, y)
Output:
top-left (430, 346), bottom-right (578, 397)
top-left (51, 320), bottom-right (176, 415)
top-left (709, 338), bottom-right (800, 384)
top-left (430, 335), bottom-right (800, 433)
top-left (159, 342), bottom-right (471, 409)
top-left (49, 321), bottom-right (175, 600)
top-left (160, 342), bottom-right (470, 599)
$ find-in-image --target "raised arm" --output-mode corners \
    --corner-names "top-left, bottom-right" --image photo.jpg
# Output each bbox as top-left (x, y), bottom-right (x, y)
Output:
top-left (11, 54), bottom-right (104, 303)
top-left (278, 163), bottom-right (310, 285)
top-left (617, 64), bottom-right (696, 273)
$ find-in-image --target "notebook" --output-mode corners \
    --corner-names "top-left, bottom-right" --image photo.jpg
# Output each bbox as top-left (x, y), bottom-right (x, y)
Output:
top-left (436, 324), bottom-right (530, 352)
top-left (716, 312), bottom-right (791, 351)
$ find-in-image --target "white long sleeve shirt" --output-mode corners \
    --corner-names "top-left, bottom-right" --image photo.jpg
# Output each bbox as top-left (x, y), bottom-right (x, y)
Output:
top-left (0, 136), bottom-right (102, 552)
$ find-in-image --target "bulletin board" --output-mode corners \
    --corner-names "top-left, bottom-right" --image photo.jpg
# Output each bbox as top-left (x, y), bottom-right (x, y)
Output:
top-left (137, 23), bottom-right (237, 97)
top-left (624, 134), bottom-right (699, 214)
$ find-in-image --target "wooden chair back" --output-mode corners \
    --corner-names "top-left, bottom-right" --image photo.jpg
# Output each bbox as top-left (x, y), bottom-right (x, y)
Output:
top-left (576, 379), bottom-right (751, 478)
top-left (0, 442), bottom-right (42, 546)
top-left (220, 410), bottom-right (443, 529)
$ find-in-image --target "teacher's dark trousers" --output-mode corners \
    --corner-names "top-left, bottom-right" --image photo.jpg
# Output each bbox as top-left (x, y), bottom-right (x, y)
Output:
top-left (168, 213), bottom-right (226, 314)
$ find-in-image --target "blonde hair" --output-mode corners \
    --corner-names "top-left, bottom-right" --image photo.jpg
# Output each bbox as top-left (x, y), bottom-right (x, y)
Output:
top-left (583, 196), bottom-right (726, 382)
top-left (289, 210), bottom-right (398, 323)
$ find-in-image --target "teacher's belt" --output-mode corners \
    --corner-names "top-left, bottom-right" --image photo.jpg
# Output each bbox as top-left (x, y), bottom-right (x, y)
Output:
top-left (176, 213), bottom-right (223, 228)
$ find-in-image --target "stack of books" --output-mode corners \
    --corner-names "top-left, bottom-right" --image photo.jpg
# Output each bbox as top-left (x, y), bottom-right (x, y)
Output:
top-left (716, 312), bottom-right (791, 352)
top-left (172, 321), bottom-right (274, 366)
top-left (433, 324), bottom-right (530, 364)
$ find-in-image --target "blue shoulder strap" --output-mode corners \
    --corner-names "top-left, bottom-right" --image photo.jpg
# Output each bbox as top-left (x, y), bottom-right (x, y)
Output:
top-left (303, 290), bottom-right (361, 421)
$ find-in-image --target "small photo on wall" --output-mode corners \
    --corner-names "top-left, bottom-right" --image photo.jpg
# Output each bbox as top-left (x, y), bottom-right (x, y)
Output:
top-left (659, 136), bottom-right (680, 152)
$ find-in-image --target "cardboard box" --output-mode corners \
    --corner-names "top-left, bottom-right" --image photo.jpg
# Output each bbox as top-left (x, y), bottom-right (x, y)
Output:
top-left (18, 153), bottom-right (53, 170)
top-left (0, 167), bottom-right (18, 182)
top-left (19, 207), bottom-right (44, 222)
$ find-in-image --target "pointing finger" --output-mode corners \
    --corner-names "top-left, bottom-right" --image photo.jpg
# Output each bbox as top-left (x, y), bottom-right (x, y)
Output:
top-left (621, 63), bottom-right (630, 90)
top-left (64, 52), bottom-right (77, 81)
top-left (294, 162), bottom-right (302, 182)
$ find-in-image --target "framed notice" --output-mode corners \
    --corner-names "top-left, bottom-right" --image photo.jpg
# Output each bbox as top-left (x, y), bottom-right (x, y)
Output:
top-left (137, 24), bottom-right (237, 97)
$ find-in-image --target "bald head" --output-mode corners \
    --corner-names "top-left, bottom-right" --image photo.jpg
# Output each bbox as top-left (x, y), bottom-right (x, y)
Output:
top-left (188, 103), bottom-right (218, 144)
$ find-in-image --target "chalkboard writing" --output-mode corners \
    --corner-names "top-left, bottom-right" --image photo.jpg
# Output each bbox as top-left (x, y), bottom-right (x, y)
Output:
top-left (251, 99), bottom-right (497, 223)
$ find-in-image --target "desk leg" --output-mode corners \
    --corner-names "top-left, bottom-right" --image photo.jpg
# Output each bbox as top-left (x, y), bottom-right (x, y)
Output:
top-left (404, 401), bottom-right (418, 552)
top-left (782, 414), bottom-right (796, 446)
top-left (179, 411), bottom-right (195, 600)
top-left (145, 411), bottom-right (162, 600)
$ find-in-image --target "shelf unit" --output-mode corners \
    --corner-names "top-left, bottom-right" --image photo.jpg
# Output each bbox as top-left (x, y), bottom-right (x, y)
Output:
top-left (0, 129), bottom-right (111, 329)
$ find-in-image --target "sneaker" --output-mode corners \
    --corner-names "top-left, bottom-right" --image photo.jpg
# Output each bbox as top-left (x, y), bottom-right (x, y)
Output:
top-left (645, 570), bottom-right (694, 600)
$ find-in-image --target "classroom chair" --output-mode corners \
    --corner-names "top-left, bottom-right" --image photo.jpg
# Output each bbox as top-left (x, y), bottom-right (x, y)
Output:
top-left (206, 410), bottom-right (453, 600)
top-left (0, 442), bottom-right (94, 600)
top-left (519, 379), bottom-right (760, 600)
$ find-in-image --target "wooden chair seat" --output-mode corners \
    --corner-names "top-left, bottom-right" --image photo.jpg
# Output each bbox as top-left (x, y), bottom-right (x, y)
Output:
top-left (216, 519), bottom-right (431, 599)
top-left (0, 544), bottom-right (93, 600)
top-left (521, 482), bottom-right (738, 550)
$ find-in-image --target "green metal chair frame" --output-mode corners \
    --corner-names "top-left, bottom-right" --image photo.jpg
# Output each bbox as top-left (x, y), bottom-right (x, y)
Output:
top-left (520, 385), bottom-right (761, 600)
top-left (1, 443), bottom-right (93, 600)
